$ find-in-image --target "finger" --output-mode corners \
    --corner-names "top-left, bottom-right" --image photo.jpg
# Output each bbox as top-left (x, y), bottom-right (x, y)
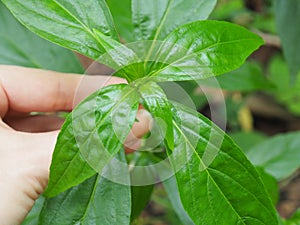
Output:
top-left (0, 65), bottom-right (126, 116)
top-left (0, 129), bottom-right (58, 224)
top-left (0, 81), bottom-right (8, 118)
top-left (4, 115), bottom-right (64, 132)
top-left (0, 118), bottom-right (14, 130)
top-left (125, 139), bottom-right (142, 154)
top-left (124, 109), bottom-right (152, 151)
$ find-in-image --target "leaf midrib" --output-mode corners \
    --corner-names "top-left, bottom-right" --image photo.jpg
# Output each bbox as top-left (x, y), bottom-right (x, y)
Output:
top-left (80, 175), bottom-right (101, 223)
top-left (143, 0), bottom-right (174, 67)
top-left (52, 0), bottom-right (104, 42)
top-left (149, 38), bottom-right (257, 79)
top-left (172, 120), bottom-right (247, 225)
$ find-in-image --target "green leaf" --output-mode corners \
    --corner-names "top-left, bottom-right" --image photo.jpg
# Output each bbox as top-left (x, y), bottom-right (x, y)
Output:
top-left (150, 21), bottom-right (264, 82)
top-left (0, 2), bottom-right (83, 73)
top-left (39, 152), bottom-right (131, 225)
top-left (132, 0), bottom-right (217, 41)
top-left (285, 209), bottom-right (300, 225)
top-left (163, 176), bottom-right (195, 225)
top-left (247, 131), bottom-right (300, 181)
top-left (93, 29), bottom-right (141, 81)
top-left (256, 167), bottom-right (279, 206)
top-left (268, 55), bottom-right (300, 115)
top-left (139, 81), bottom-right (174, 150)
top-left (2, 0), bottom-right (118, 60)
top-left (202, 62), bottom-right (275, 91)
top-left (229, 131), bottom-right (267, 154)
top-left (106, 0), bottom-right (134, 42)
top-left (275, 0), bottom-right (300, 81)
top-left (168, 102), bottom-right (279, 225)
top-left (130, 185), bottom-right (154, 221)
top-left (21, 197), bottom-right (45, 225)
top-left (129, 153), bottom-right (155, 221)
top-left (45, 84), bottom-right (139, 197)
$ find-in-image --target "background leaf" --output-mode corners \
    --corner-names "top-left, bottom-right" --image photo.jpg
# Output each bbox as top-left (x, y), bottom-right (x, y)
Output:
top-left (275, 0), bottom-right (300, 81)
top-left (169, 102), bottom-right (279, 225)
top-left (150, 21), bottom-right (264, 82)
top-left (106, 0), bottom-right (134, 42)
top-left (202, 62), bottom-right (275, 91)
top-left (284, 209), bottom-right (300, 225)
top-left (256, 167), bottom-right (279, 206)
top-left (0, 2), bottom-right (83, 73)
top-left (229, 131), bottom-right (267, 154)
top-left (45, 84), bottom-right (139, 197)
top-left (247, 131), bottom-right (300, 181)
top-left (2, 0), bottom-right (118, 60)
top-left (39, 152), bottom-right (131, 225)
top-left (268, 55), bottom-right (300, 115)
top-left (131, 0), bottom-right (217, 41)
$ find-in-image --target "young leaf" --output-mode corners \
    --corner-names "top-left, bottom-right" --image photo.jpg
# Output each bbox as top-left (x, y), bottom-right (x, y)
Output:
top-left (2, 0), bottom-right (118, 60)
top-left (0, 2), bottom-right (83, 73)
top-left (168, 102), bottom-right (279, 225)
top-left (150, 21), bottom-right (264, 82)
top-left (45, 84), bottom-right (139, 197)
top-left (139, 81), bottom-right (174, 150)
top-left (132, 0), bottom-right (217, 41)
top-left (39, 152), bottom-right (131, 225)
top-left (275, 0), bottom-right (300, 81)
top-left (247, 131), bottom-right (300, 181)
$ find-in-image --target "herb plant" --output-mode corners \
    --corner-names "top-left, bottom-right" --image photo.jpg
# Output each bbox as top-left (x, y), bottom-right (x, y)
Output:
top-left (2, 0), bottom-right (281, 224)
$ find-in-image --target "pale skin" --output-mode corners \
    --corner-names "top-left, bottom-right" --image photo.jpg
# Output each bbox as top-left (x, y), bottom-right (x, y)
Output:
top-left (0, 66), bottom-right (151, 225)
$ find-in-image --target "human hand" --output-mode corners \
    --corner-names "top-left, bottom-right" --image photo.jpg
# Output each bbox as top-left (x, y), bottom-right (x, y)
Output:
top-left (0, 66), bottom-right (151, 224)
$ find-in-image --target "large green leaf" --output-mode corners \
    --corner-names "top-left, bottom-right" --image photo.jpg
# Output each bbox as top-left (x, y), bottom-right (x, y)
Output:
top-left (39, 152), bottom-right (131, 225)
top-left (45, 84), bottom-right (139, 197)
top-left (139, 81), bottom-right (174, 150)
top-left (2, 0), bottom-right (118, 60)
top-left (149, 21), bottom-right (264, 82)
top-left (275, 0), bottom-right (300, 81)
top-left (168, 102), bottom-right (278, 225)
top-left (247, 131), bottom-right (300, 181)
top-left (132, 0), bottom-right (217, 41)
top-left (0, 2), bottom-right (83, 73)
